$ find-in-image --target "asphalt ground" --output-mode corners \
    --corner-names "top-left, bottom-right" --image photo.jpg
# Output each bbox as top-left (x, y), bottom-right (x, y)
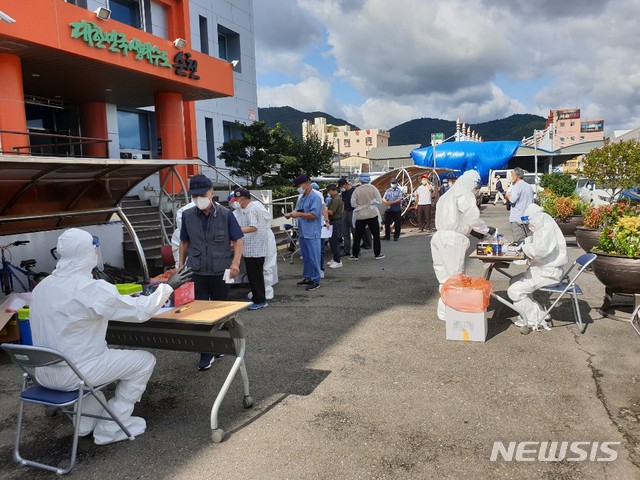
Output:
top-left (1, 202), bottom-right (639, 479)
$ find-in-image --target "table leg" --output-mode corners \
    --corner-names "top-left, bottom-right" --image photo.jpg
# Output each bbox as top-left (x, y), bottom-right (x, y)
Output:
top-left (480, 263), bottom-right (493, 280)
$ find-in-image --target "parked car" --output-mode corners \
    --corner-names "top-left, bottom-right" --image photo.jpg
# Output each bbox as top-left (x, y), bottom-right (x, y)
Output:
top-left (575, 178), bottom-right (613, 206)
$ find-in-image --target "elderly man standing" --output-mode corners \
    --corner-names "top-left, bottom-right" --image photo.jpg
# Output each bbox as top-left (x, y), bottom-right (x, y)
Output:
top-left (179, 174), bottom-right (244, 370)
top-left (430, 169), bottom-right (494, 321)
top-left (350, 173), bottom-right (384, 260)
top-left (505, 167), bottom-right (535, 242)
top-left (233, 188), bottom-right (272, 310)
top-left (286, 174), bottom-right (323, 291)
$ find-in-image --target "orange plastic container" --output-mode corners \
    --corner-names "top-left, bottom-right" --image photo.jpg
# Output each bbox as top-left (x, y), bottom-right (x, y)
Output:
top-left (441, 274), bottom-right (492, 313)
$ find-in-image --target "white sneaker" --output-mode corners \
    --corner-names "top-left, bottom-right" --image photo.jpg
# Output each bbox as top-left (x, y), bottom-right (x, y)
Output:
top-left (326, 260), bottom-right (336, 267)
top-left (329, 261), bottom-right (342, 269)
top-left (321, 270), bottom-right (325, 279)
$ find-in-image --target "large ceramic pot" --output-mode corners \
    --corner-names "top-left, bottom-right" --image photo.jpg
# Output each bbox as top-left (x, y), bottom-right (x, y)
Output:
top-left (575, 226), bottom-right (601, 253)
top-left (592, 252), bottom-right (640, 294)
top-left (555, 215), bottom-right (583, 236)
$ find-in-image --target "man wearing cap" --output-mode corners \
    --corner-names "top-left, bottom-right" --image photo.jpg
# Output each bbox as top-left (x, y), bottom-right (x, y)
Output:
top-left (349, 173), bottom-right (384, 260)
top-left (285, 174), bottom-right (323, 290)
top-left (382, 177), bottom-right (404, 241)
top-left (232, 188), bottom-right (271, 310)
top-left (415, 174), bottom-right (434, 233)
top-left (179, 174), bottom-right (244, 370)
top-left (326, 184), bottom-right (344, 268)
top-left (505, 167), bottom-right (534, 242)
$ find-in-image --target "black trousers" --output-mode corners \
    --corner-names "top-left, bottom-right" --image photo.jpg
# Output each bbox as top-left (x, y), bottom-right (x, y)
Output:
top-left (384, 210), bottom-right (402, 239)
top-left (193, 273), bottom-right (229, 301)
top-left (352, 216), bottom-right (381, 257)
top-left (244, 256), bottom-right (266, 304)
top-left (416, 204), bottom-right (432, 231)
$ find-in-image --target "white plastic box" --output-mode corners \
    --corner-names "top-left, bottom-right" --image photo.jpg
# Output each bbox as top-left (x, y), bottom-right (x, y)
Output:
top-left (445, 306), bottom-right (487, 342)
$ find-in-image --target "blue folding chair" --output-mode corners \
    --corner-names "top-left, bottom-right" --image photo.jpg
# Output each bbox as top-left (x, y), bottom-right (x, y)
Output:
top-left (2, 344), bottom-right (133, 475)
top-left (535, 253), bottom-right (597, 334)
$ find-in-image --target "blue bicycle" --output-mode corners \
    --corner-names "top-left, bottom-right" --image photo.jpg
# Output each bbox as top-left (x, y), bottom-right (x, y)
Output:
top-left (0, 240), bottom-right (47, 295)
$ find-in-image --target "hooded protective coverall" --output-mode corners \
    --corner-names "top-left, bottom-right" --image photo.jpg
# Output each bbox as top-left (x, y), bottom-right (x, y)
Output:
top-left (30, 228), bottom-right (174, 444)
top-left (507, 204), bottom-right (568, 329)
top-left (430, 170), bottom-right (490, 320)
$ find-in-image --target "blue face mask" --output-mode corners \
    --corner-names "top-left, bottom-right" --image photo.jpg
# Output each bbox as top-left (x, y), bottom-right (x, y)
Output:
top-left (297, 187), bottom-right (305, 195)
top-left (391, 183), bottom-right (398, 189)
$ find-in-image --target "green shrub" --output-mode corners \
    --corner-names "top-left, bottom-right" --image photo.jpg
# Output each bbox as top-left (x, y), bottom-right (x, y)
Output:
top-left (539, 173), bottom-right (576, 197)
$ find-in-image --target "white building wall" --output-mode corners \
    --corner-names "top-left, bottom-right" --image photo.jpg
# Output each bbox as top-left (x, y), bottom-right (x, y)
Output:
top-left (189, 0), bottom-right (257, 172)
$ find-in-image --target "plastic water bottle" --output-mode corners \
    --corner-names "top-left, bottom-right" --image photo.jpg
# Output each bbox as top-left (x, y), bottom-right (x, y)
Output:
top-left (497, 234), bottom-right (505, 256)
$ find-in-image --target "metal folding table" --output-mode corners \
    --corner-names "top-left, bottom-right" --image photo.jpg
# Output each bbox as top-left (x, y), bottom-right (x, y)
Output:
top-left (106, 300), bottom-right (253, 442)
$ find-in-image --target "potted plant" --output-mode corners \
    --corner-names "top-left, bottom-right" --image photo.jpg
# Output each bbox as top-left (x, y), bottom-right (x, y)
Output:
top-left (590, 202), bottom-right (640, 294)
top-left (575, 204), bottom-right (607, 252)
top-left (538, 191), bottom-right (587, 236)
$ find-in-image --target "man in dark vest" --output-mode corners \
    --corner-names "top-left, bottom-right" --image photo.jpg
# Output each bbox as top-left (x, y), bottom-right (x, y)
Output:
top-left (178, 174), bottom-right (244, 370)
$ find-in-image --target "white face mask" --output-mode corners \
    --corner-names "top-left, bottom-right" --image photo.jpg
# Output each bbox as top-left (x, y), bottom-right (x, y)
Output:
top-left (232, 202), bottom-right (242, 210)
top-left (297, 187), bottom-right (305, 195)
top-left (421, 179), bottom-right (428, 185)
top-left (194, 196), bottom-right (211, 210)
top-left (391, 183), bottom-right (397, 189)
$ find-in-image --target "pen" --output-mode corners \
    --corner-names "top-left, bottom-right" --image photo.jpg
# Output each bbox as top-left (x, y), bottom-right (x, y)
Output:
top-left (175, 305), bottom-right (191, 314)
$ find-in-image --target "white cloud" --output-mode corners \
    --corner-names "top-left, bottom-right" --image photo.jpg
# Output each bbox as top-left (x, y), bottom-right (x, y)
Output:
top-left (258, 77), bottom-right (335, 113)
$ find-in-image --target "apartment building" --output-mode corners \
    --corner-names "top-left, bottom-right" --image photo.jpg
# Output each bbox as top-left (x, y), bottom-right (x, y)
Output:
top-left (302, 117), bottom-right (390, 159)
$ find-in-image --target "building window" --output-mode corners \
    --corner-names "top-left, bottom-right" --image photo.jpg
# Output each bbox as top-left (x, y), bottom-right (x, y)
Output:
top-left (222, 120), bottom-right (242, 143)
top-left (580, 136), bottom-right (585, 141)
top-left (344, 139), bottom-right (351, 148)
top-left (365, 137), bottom-right (372, 146)
top-left (205, 117), bottom-right (215, 165)
top-left (66, 0), bottom-right (88, 8)
top-left (559, 122), bottom-right (565, 127)
top-left (570, 121), bottom-right (575, 127)
top-left (218, 24), bottom-right (241, 71)
top-left (117, 109), bottom-right (151, 158)
top-left (199, 15), bottom-right (209, 54)
top-left (560, 137), bottom-right (565, 143)
top-left (110, 0), bottom-right (144, 30)
top-left (571, 136), bottom-right (575, 141)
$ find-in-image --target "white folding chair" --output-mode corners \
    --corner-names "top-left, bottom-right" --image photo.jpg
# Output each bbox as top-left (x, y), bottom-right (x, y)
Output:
top-left (282, 223), bottom-right (300, 264)
top-left (535, 252), bottom-right (597, 334)
top-left (2, 344), bottom-right (134, 475)
top-left (632, 304), bottom-right (640, 337)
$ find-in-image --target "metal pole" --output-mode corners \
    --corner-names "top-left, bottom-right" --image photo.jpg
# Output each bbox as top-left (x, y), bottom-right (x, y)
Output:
top-left (432, 138), bottom-right (437, 169)
top-left (534, 129), bottom-right (538, 180)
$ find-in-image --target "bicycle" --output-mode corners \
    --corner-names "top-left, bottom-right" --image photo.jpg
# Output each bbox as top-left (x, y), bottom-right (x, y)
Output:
top-left (401, 202), bottom-right (418, 227)
top-left (1, 241), bottom-right (48, 295)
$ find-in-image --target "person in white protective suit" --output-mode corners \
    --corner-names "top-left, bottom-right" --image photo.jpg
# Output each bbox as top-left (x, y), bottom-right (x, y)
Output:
top-left (430, 169), bottom-right (494, 321)
top-left (171, 200), bottom-right (195, 267)
top-left (507, 203), bottom-right (568, 329)
top-left (228, 194), bottom-right (278, 300)
top-left (30, 228), bottom-right (192, 445)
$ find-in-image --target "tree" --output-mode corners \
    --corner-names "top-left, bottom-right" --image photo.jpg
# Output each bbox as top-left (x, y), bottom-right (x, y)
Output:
top-left (539, 173), bottom-right (576, 197)
top-left (280, 132), bottom-right (335, 180)
top-left (581, 139), bottom-right (640, 200)
top-left (218, 121), bottom-right (290, 187)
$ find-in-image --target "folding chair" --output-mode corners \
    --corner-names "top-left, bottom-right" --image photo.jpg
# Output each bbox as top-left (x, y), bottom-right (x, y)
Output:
top-left (160, 244), bottom-right (175, 271)
top-left (632, 304), bottom-right (640, 337)
top-left (282, 223), bottom-right (300, 264)
top-left (2, 344), bottom-right (133, 475)
top-left (534, 252), bottom-right (597, 334)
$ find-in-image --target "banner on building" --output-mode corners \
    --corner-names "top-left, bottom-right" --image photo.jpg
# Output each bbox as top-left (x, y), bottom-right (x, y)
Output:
top-left (580, 121), bottom-right (604, 133)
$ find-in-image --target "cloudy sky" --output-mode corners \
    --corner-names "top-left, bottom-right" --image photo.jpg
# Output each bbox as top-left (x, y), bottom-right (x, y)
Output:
top-left (254, 0), bottom-right (640, 134)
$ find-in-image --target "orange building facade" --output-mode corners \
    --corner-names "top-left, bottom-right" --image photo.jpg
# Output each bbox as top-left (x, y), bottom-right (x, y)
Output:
top-left (0, 0), bottom-right (235, 182)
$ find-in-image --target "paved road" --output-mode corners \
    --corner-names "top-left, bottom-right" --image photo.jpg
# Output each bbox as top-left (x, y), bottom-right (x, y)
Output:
top-left (1, 203), bottom-right (639, 479)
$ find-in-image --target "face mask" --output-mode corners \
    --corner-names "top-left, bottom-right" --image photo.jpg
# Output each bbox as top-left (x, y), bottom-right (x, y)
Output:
top-left (421, 179), bottom-right (428, 185)
top-left (194, 196), bottom-right (211, 210)
top-left (297, 187), bottom-right (305, 195)
top-left (391, 183), bottom-right (397, 189)
top-left (232, 202), bottom-right (242, 210)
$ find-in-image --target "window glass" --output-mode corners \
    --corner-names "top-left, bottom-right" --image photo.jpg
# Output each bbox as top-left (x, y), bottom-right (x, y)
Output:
top-left (110, 0), bottom-right (142, 29)
top-left (117, 110), bottom-right (150, 150)
top-left (200, 16), bottom-right (209, 54)
top-left (218, 33), bottom-right (228, 60)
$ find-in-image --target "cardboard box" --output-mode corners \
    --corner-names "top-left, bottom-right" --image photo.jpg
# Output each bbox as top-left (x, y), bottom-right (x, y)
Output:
top-left (445, 306), bottom-right (487, 342)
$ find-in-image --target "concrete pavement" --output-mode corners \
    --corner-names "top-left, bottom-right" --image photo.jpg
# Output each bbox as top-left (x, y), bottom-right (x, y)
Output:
top-left (1, 202), bottom-right (639, 479)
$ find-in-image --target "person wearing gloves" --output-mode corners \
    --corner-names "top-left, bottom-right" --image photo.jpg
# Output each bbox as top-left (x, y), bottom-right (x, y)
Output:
top-left (30, 228), bottom-right (192, 445)
top-left (507, 203), bottom-right (568, 330)
top-left (430, 169), bottom-right (494, 321)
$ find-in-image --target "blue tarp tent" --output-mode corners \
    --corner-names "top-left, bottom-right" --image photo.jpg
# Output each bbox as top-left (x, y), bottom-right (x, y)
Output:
top-left (410, 141), bottom-right (520, 184)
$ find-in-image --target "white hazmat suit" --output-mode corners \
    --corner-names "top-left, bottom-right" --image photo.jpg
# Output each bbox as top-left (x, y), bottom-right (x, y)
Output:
top-left (30, 228), bottom-right (174, 444)
top-left (171, 200), bottom-right (195, 266)
top-left (430, 170), bottom-right (490, 320)
top-left (507, 204), bottom-right (568, 329)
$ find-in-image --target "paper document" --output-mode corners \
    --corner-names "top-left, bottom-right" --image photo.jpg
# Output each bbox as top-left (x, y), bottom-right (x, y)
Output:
top-left (321, 225), bottom-right (333, 239)
top-left (223, 268), bottom-right (235, 284)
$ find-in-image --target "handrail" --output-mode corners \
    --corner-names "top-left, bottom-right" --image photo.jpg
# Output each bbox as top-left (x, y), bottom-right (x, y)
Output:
top-left (0, 129), bottom-right (111, 157)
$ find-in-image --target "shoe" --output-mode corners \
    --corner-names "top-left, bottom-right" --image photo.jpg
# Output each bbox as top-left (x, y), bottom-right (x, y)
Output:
top-left (321, 270), bottom-right (325, 279)
top-left (329, 261), bottom-right (342, 269)
top-left (383, 237), bottom-right (390, 241)
top-left (375, 254), bottom-right (385, 260)
top-left (248, 301), bottom-right (269, 310)
top-left (393, 237), bottom-right (398, 241)
top-left (362, 246), bottom-right (371, 250)
top-left (198, 353), bottom-right (215, 371)
top-left (348, 255), bottom-right (358, 261)
top-left (305, 282), bottom-right (320, 291)
top-left (297, 278), bottom-right (312, 285)
top-left (327, 260), bottom-right (336, 267)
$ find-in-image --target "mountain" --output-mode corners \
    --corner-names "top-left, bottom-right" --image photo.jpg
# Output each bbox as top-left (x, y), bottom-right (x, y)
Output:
top-left (258, 107), bottom-right (546, 146)
top-left (258, 106), bottom-right (359, 139)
